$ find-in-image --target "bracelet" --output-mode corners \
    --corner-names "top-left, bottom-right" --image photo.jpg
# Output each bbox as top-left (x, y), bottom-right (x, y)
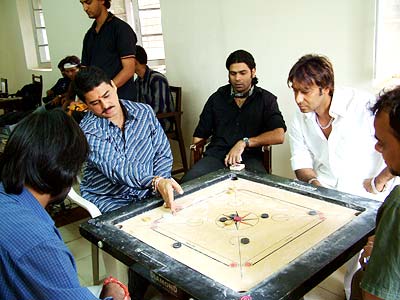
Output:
top-left (189, 144), bottom-right (197, 150)
top-left (103, 276), bottom-right (130, 300)
top-left (308, 177), bottom-right (318, 184)
top-left (151, 176), bottom-right (162, 193)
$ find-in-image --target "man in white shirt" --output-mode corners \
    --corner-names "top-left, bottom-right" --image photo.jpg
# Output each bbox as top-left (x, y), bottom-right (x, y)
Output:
top-left (287, 54), bottom-right (395, 300)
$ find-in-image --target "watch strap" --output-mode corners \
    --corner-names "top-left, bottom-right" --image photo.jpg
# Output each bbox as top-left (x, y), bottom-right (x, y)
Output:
top-left (242, 137), bottom-right (250, 147)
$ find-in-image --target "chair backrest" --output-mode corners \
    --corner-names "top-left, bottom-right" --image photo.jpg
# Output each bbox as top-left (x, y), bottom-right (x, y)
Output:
top-left (170, 86), bottom-right (182, 113)
top-left (156, 85), bottom-right (183, 132)
top-left (262, 145), bottom-right (272, 174)
top-left (156, 85), bottom-right (188, 175)
top-left (31, 74), bottom-right (43, 107)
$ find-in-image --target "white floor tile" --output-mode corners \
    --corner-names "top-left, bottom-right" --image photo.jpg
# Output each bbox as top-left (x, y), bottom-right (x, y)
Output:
top-left (58, 223), bottom-right (81, 243)
top-left (78, 274), bottom-right (89, 287)
top-left (66, 237), bottom-right (92, 261)
top-left (317, 265), bottom-right (346, 297)
top-left (305, 286), bottom-right (344, 300)
top-left (75, 254), bottom-right (107, 285)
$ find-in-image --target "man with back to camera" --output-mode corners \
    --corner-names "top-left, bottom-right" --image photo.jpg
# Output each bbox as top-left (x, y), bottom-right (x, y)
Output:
top-left (287, 54), bottom-right (396, 299)
top-left (181, 49), bottom-right (286, 182)
top-left (0, 109), bottom-right (128, 300)
top-left (80, 0), bottom-right (137, 100)
top-left (350, 86), bottom-right (400, 300)
top-left (134, 45), bottom-right (175, 131)
top-left (73, 66), bottom-right (183, 214)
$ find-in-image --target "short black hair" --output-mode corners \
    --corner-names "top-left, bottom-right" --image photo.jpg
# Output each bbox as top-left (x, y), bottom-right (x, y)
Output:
top-left (57, 57), bottom-right (66, 71)
top-left (135, 45), bottom-right (147, 65)
top-left (371, 86), bottom-right (400, 140)
top-left (0, 109), bottom-right (89, 196)
top-left (64, 55), bottom-right (81, 67)
top-left (226, 50), bottom-right (256, 70)
top-left (104, 0), bottom-right (111, 9)
top-left (226, 50), bottom-right (258, 85)
top-left (72, 66), bottom-right (112, 102)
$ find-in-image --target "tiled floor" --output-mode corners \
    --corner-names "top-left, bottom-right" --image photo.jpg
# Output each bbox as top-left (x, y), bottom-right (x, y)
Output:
top-left (60, 219), bottom-right (346, 300)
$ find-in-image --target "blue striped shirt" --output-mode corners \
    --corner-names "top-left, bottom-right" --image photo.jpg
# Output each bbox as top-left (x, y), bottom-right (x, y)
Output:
top-left (80, 100), bottom-right (173, 213)
top-left (0, 184), bottom-right (96, 300)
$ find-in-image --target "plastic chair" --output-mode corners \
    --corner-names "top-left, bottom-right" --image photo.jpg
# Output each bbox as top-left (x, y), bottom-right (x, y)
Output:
top-left (67, 183), bottom-right (102, 284)
top-left (156, 86), bottom-right (188, 176)
top-left (67, 182), bottom-right (127, 285)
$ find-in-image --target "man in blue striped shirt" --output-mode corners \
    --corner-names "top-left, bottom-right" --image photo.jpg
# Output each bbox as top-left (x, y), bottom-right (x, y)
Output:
top-left (74, 66), bottom-right (183, 213)
top-left (0, 109), bottom-right (126, 300)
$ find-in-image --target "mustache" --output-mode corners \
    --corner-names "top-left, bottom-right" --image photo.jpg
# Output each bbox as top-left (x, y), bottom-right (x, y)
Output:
top-left (102, 106), bottom-right (114, 113)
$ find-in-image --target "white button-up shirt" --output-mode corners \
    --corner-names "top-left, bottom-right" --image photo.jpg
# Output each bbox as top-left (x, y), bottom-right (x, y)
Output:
top-left (289, 87), bottom-right (391, 200)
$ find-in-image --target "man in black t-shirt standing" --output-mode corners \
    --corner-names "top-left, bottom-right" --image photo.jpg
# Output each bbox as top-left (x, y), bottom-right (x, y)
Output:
top-left (80, 0), bottom-right (137, 100)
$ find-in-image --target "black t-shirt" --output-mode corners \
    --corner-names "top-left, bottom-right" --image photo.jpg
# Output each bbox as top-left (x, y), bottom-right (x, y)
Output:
top-left (194, 84), bottom-right (287, 159)
top-left (82, 13), bottom-right (137, 100)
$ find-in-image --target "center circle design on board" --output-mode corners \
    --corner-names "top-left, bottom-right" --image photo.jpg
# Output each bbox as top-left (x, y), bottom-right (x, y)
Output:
top-left (216, 211), bottom-right (259, 230)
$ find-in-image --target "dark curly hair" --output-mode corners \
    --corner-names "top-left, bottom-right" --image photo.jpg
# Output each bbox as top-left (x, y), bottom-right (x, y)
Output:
top-left (104, 0), bottom-right (111, 9)
top-left (72, 66), bottom-right (112, 103)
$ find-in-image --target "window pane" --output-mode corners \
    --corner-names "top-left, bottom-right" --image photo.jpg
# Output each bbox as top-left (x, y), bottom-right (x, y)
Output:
top-left (36, 28), bottom-right (48, 45)
top-left (375, 0), bottom-right (400, 80)
top-left (139, 9), bottom-right (162, 35)
top-left (142, 35), bottom-right (165, 60)
top-left (31, 0), bottom-right (42, 10)
top-left (39, 45), bottom-right (50, 63)
top-left (111, 0), bottom-right (126, 15)
top-left (138, 0), bottom-right (160, 10)
top-left (34, 10), bottom-right (46, 27)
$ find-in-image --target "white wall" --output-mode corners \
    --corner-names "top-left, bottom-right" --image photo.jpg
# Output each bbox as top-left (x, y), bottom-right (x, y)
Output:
top-left (0, 0), bottom-right (90, 94)
top-left (0, 0), bottom-right (376, 179)
top-left (160, 0), bottom-right (376, 178)
top-left (0, 1), bottom-right (32, 92)
top-left (42, 0), bottom-right (92, 74)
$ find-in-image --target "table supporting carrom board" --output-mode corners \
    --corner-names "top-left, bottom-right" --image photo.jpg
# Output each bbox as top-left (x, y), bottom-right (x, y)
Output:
top-left (0, 96), bottom-right (24, 113)
top-left (80, 170), bottom-right (381, 300)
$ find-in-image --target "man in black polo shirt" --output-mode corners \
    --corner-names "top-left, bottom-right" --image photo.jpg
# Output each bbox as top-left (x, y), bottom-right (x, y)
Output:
top-left (80, 0), bottom-right (137, 100)
top-left (182, 49), bottom-right (286, 182)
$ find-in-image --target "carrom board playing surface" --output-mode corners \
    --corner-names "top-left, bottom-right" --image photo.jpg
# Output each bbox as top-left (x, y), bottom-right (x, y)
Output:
top-left (117, 177), bottom-right (358, 292)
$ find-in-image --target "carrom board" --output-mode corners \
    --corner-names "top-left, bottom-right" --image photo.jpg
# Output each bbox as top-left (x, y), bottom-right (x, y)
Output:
top-left (79, 170), bottom-right (381, 300)
top-left (117, 177), bottom-right (357, 292)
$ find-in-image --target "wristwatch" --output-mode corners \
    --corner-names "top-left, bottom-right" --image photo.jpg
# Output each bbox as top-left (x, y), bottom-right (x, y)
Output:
top-left (242, 137), bottom-right (250, 148)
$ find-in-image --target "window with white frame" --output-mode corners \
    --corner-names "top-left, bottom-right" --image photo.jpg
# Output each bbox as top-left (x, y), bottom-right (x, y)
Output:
top-left (16, 0), bottom-right (51, 70)
top-left (374, 0), bottom-right (400, 85)
top-left (31, 0), bottom-right (51, 65)
top-left (111, 0), bottom-right (166, 72)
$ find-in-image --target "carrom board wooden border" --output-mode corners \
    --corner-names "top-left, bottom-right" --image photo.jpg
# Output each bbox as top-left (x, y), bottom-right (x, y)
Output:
top-left (80, 169), bottom-right (381, 300)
